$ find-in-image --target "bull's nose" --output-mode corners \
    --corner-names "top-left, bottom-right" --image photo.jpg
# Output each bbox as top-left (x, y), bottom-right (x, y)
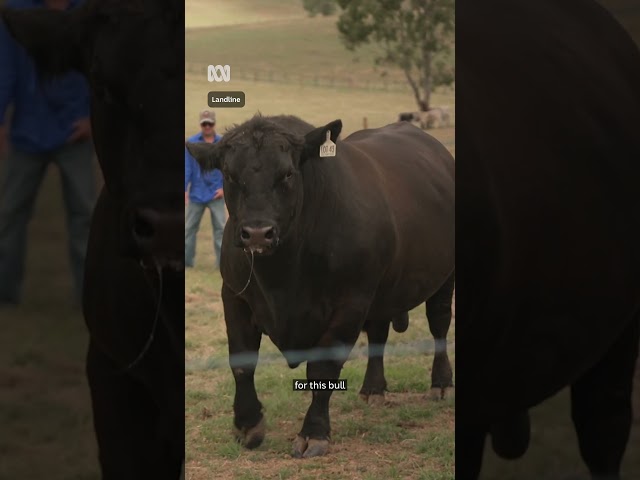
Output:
top-left (131, 208), bottom-right (183, 261)
top-left (240, 225), bottom-right (275, 249)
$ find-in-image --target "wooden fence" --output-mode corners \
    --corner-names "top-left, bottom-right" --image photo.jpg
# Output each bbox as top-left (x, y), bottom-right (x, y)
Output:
top-left (185, 62), bottom-right (413, 93)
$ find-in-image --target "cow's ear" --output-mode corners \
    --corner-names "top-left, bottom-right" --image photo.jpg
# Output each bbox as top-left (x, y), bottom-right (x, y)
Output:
top-left (1, 7), bottom-right (87, 75)
top-left (302, 119), bottom-right (342, 161)
top-left (186, 142), bottom-right (222, 172)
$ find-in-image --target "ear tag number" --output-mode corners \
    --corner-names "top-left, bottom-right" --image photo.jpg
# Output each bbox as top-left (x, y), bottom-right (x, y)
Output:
top-left (319, 130), bottom-right (336, 157)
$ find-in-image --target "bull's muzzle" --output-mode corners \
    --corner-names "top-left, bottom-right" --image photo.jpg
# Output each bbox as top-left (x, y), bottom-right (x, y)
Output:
top-left (130, 207), bottom-right (184, 270)
top-left (238, 223), bottom-right (278, 254)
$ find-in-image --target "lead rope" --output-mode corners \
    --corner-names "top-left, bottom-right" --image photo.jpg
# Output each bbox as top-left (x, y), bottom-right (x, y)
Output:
top-left (236, 250), bottom-right (255, 296)
top-left (124, 260), bottom-right (164, 371)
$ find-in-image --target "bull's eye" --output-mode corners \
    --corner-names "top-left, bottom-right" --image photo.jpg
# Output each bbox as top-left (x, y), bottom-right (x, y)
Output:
top-left (284, 171), bottom-right (294, 181)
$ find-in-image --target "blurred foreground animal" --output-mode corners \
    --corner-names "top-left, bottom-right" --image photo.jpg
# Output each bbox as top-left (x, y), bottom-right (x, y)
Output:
top-left (2, 1), bottom-right (185, 478)
top-left (457, 0), bottom-right (640, 478)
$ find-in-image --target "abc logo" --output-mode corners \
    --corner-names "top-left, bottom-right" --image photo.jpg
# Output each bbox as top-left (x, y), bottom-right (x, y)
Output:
top-left (208, 65), bottom-right (231, 82)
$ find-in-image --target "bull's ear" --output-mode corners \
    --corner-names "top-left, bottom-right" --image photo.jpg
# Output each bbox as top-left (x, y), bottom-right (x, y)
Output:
top-left (302, 119), bottom-right (342, 161)
top-left (1, 7), bottom-right (87, 75)
top-left (186, 142), bottom-right (222, 172)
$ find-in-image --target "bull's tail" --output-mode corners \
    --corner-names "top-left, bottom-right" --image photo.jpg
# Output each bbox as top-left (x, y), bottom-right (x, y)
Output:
top-left (391, 312), bottom-right (410, 333)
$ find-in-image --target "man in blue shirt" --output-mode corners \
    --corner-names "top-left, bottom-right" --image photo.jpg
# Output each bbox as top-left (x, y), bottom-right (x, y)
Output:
top-left (185, 110), bottom-right (226, 269)
top-left (0, 0), bottom-right (95, 305)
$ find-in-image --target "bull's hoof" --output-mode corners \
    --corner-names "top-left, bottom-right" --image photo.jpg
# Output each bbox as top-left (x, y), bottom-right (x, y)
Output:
top-left (429, 386), bottom-right (455, 400)
top-left (292, 435), bottom-right (330, 458)
top-left (292, 435), bottom-right (307, 458)
top-left (234, 417), bottom-right (266, 449)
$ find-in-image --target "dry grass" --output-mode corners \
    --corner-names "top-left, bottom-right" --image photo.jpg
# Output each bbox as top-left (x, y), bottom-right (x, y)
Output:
top-left (185, 0), bottom-right (306, 30)
top-left (184, 206), bottom-right (457, 480)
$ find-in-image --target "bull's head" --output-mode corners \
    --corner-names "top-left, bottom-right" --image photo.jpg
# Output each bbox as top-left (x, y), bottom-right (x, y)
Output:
top-left (187, 116), bottom-right (342, 255)
top-left (1, 0), bottom-right (184, 269)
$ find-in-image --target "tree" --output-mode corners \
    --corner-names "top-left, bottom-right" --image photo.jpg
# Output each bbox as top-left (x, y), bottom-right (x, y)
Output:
top-left (302, 0), bottom-right (337, 16)
top-left (303, 0), bottom-right (454, 111)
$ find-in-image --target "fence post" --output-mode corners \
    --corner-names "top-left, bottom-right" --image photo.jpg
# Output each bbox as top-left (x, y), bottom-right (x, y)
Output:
top-left (363, 117), bottom-right (368, 129)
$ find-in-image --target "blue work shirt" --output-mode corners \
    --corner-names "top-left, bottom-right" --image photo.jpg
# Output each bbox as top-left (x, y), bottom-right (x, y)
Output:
top-left (0, 0), bottom-right (90, 154)
top-left (185, 132), bottom-right (223, 204)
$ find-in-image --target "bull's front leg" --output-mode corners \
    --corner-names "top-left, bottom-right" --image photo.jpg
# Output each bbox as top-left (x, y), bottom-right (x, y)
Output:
top-left (222, 284), bottom-right (265, 449)
top-left (292, 303), bottom-right (365, 458)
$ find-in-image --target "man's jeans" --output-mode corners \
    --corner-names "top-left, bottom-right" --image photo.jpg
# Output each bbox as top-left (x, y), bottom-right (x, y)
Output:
top-left (0, 141), bottom-right (96, 304)
top-left (185, 198), bottom-right (226, 269)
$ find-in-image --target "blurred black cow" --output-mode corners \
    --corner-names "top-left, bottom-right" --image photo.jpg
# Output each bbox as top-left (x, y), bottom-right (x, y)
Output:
top-left (187, 115), bottom-right (455, 458)
top-left (457, 0), bottom-right (640, 478)
top-left (398, 111), bottom-right (416, 122)
top-left (1, 1), bottom-right (185, 479)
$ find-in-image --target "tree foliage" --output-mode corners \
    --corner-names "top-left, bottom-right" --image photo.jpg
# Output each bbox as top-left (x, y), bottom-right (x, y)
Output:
top-left (303, 0), bottom-right (454, 111)
top-left (302, 0), bottom-right (337, 17)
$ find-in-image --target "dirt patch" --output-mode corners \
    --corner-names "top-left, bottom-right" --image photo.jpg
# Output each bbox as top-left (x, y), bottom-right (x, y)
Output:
top-left (186, 388), bottom-right (453, 480)
top-left (186, 423), bottom-right (441, 480)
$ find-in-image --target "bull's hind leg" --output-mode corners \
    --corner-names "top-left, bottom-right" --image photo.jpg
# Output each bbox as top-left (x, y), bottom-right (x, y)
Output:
top-left (426, 271), bottom-right (455, 400)
top-left (222, 285), bottom-right (265, 449)
top-left (359, 318), bottom-right (391, 405)
top-left (571, 313), bottom-right (640, 480)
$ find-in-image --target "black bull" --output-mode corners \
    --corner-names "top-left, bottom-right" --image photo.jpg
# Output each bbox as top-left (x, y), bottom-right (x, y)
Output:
top-left (457, 0), bottom-right (640, 478)
top-left (2, 2), bottom-right (185, 479)
top-left (187, 115), bottom-right (455, 457)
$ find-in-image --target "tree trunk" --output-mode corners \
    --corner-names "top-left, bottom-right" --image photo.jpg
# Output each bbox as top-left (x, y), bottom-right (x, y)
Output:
top-left (404, 68), bottom-right (426, 111)
top-left (422, 49), bottom-right (433, 111)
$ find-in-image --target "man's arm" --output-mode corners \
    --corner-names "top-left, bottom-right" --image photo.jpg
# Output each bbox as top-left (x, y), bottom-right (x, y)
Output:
top-left (213, 169), bottom-right (224, 200)
top-left (184, 144), bottom-right (192, 205)
top-left (68, 75), bottom-right (92, 144)
top-left (212, 134), bottom-right (224, 199)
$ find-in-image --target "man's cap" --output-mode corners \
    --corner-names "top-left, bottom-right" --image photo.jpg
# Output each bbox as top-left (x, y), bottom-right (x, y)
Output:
top-left (199, 110), bottom-right (216, 124)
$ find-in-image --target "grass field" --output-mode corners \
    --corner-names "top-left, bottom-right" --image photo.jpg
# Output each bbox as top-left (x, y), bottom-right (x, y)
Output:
top-left (184, 0), bottom-right (415, 87)
top-left (184, 1), bottom-right (455, 478)
top-left (185, 75), bottom-right (455, 149)
top-left (185, 0), bottom-right (306, 29)
top-left (185, 15), bottom-right (408, 88)
top-left (0, 163), bottom-right (101, 480)
top-left (185, 221), bottom-right (455, 480)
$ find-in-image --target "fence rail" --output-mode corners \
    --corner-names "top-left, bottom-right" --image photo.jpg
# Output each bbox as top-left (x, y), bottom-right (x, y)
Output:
top-left (186, 339), bottom-right (455, 372)
top-left (185, 62), bottom-right (415, 93)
